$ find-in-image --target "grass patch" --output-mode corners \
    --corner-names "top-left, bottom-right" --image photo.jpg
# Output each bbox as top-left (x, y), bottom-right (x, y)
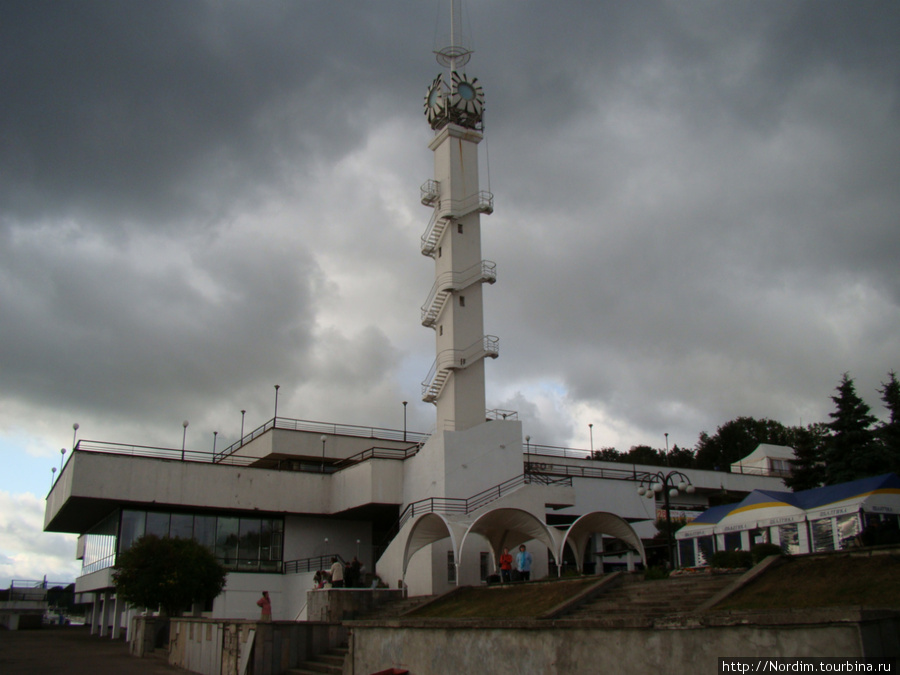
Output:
top-left (717, 553), bottom-right (900, 610)
top-left (408, 577), bottom-right (600, 619)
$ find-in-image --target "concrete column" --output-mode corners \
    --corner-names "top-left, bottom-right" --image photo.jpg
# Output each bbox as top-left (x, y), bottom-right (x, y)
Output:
top-left (111, 594), bottom-right (124, 639)
top-left (90, 592), bottom-right (101, 635)
top-left (99, 590), bottom-right (111, 637)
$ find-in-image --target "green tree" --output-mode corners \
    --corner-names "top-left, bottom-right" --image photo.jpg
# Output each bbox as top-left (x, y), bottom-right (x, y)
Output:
top-left (822, 373), bottom-right (882, 484)
top-left (783, 423), bottom-right (828, 491)
top-left (877, 371), bottom-right (900, 475)
top-left (113, 535), bottom-right (227, 617)
top-left (694, 417), bottom-right (794, 471)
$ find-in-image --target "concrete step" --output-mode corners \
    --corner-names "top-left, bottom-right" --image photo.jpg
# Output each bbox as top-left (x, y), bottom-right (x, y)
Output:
top-left (558, 573), bottom-right (739, 619)
top-left (287, 645), bottom-right (348, 675)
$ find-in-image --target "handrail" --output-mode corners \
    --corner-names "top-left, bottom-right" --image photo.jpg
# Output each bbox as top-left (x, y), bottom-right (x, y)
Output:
top-left (421, 335), bottom-right (499, 399)
top-left (420, 260), bottom-right (497, 326)
top-left (392, 473), bottom-right (573, 535)
top-left (331, 444), bottom-right (422, 469)
top-left (67, 439), bottom-right (420, 475)
top-left (216, 417), bottom-right (431, 462)
top-left (420, 191), bottom-right (494, 255)
top-left (284, 553), bottom-right (348, 575)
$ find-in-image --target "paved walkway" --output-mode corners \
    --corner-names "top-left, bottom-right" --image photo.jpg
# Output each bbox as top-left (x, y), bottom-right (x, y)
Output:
top-left (0, 626), bottom-right (179, 674)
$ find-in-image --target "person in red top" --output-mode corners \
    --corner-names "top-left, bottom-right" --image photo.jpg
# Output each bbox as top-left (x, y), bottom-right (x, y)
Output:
top-left (256, 591), bottom-right (272, 621)
top-left (499, 547), bottom-right (513, 583)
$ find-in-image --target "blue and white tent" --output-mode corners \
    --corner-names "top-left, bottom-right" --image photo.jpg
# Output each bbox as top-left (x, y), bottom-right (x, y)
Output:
top-left (675, 473), bottom-right (900, 566)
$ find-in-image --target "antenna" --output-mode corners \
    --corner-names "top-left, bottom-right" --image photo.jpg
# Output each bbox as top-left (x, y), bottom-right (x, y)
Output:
top-left (434, 0), bottom-right (471, 70)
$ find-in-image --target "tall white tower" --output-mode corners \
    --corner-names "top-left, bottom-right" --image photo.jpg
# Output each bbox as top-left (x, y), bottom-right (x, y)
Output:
top-left (419, 5), bottom-right (498, 433)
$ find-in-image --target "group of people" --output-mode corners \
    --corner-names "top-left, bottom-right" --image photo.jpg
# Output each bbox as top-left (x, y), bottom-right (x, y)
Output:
top-left (314, 556), bottom-right (365, 589)
top-left (498, 544), bottom-right (533, 583)
top-left (256, 555), bottom-right (368, 620)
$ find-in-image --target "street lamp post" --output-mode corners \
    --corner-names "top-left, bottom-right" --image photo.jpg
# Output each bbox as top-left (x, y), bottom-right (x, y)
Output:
top-left (72, 422), bottom-right (80, 451)
top-left (240, 410), bottom-right (246, 443)
top-left (181, 420), bottom-right (189, 460)
top-left (320, 435), bottom-right (327, 473)
top-left (213, 431), bottom-right (218, 456)
top-left (665, 432), bottom-right (670, 466)
top-left (402, 401), bottom-right (408, 442)
top-left (59, 448), bottom-right (66, 472)
top-left (273, 385), bottom-right (280, 423)
top-left (637, 470), bottom-right (695, 568)
top-left (525, 435), bottom-right (531, 475)
top-left (589, 423), bottom-right (594, 454)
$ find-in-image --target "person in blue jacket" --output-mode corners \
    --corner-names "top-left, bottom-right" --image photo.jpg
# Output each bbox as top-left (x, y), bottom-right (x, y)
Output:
top-left (515, 544), bottom-right (533, 581)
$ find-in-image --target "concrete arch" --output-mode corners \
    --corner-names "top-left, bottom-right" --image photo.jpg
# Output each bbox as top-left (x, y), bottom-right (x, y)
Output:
top-left (401, 512), bottom-right (469, 581)
top-left (562, 511), bottom-right (646, 571)
top-left (460, 507), bottom-right (562, 577)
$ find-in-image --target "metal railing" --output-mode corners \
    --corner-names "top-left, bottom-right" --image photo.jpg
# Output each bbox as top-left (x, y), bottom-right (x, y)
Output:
top-left (420, 260), bottom-right (497, 326)
top-left (421, 335), bottom-right (499, 400)
top-left (215, 417), bottom-right (431, 462)
top-left (394, 472), bottom-right (573, 534)
top-left (67, 437), bottom-right (421, 475)
top-left (284, 553), bottom-right (347, 575)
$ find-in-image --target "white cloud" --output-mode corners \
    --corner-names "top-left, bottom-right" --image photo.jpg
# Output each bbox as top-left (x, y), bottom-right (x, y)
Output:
top-left (0, 492), bottom-right (80, 588)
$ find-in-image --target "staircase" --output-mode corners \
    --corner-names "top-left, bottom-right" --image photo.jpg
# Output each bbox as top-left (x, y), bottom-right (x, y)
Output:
top-left (287, 644), bottom-right (349, 675)
top-left (354, 594), bottom-right (437, 620)
top-left (559, 572), bottom-right (737, 621)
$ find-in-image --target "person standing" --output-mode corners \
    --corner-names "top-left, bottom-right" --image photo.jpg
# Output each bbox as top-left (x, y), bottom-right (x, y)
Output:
top-left (499, 547), bottom-right (513, 583)
top-left (516, 545), bottom-right (533, 582)
top-left (256, 591), bottom-right (272, 621)
top-left (330, 557), bottom-right (344, 588)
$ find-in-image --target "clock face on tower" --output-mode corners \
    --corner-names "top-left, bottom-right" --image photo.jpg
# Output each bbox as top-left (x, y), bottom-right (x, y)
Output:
top-left (450, 71), bottom-right (484, 120)
top-left (425, 74), bottom-right (447, 128)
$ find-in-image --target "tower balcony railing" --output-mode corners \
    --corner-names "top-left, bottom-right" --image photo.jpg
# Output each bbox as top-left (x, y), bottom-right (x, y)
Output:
top-left (421, 335), bottom-right (499, 401)
top-left (420, 260), bottom-right (497, 327)
top-left (420, 190), bottom-right (494, 257)
top-left (420, 179), bottom-right (440, 206)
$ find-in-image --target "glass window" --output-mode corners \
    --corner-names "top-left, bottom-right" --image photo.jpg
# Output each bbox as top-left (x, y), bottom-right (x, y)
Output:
top-left (194, 515), bottom-right (217, 552)
top-left (678, 539), bottom-right (696, 568)
top-left (778, 523), bottom-right (800, 554)
top-left (83, 511), bottom-right (119, 575)
top-left (216, 517), bottom-right (240, 566)
top-left (836, 513), bottom-right (860, 550)
top-left (119, 510), bottom-right (146, 554)
top-left (723, 532), bottom-right (743, 551)
top-left (238, 519), bottom-right (261, 571)
top-left (170, 513), bottom-right (194, 540)
top-left (812, 518), bottom-right (835, 552)
top-left (146, 512), bottom-right (170, 538)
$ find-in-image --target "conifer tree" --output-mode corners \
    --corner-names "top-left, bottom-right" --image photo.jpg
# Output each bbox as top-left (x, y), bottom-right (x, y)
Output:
top-left (823, 373), bottom-right (882, 484)
top-left (784, 423), bottom-right (827, 491)
top-left (877, 371), bottom-right (900, 475)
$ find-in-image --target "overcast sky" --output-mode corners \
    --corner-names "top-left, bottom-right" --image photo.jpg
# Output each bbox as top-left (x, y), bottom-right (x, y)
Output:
top-left (1, 0), bottom-right (898, 586)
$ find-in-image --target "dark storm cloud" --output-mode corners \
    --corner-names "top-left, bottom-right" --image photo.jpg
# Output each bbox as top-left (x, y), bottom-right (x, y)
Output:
top-left (1, 0), bottom-right (899, 468)
top-left (0, 1), bottom-right (430, 228)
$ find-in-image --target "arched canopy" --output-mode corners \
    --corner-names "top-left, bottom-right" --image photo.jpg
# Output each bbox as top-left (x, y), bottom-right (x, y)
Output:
top-left (402, 513), bottom-right (468, 579)
top-left (563, 512), bottom-right (646, 570)
top-left (460, 507), bottom-right (561, 570)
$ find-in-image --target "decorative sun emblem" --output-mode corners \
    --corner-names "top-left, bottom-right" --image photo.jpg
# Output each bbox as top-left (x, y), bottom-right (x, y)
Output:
top-left (449, 71), bottom-right (484, 121)
top-left (425, 74), bottom-right (447, 128)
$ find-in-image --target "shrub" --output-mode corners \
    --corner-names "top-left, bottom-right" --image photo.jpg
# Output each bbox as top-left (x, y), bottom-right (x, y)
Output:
top-left (750, 543), bottom-right (784, 564)
top-left (709, 550), bottom-right (753, 569)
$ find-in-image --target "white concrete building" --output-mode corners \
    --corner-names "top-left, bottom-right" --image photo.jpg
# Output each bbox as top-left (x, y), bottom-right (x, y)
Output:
top-left (42, 8), bottom-right (790, 633)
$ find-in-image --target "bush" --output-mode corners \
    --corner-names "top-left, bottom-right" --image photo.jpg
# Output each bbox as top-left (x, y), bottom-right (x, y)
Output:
top-left (709, 550), bottom-right (753, 569)
top-left (751, 543), bottom-right (784, 564)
